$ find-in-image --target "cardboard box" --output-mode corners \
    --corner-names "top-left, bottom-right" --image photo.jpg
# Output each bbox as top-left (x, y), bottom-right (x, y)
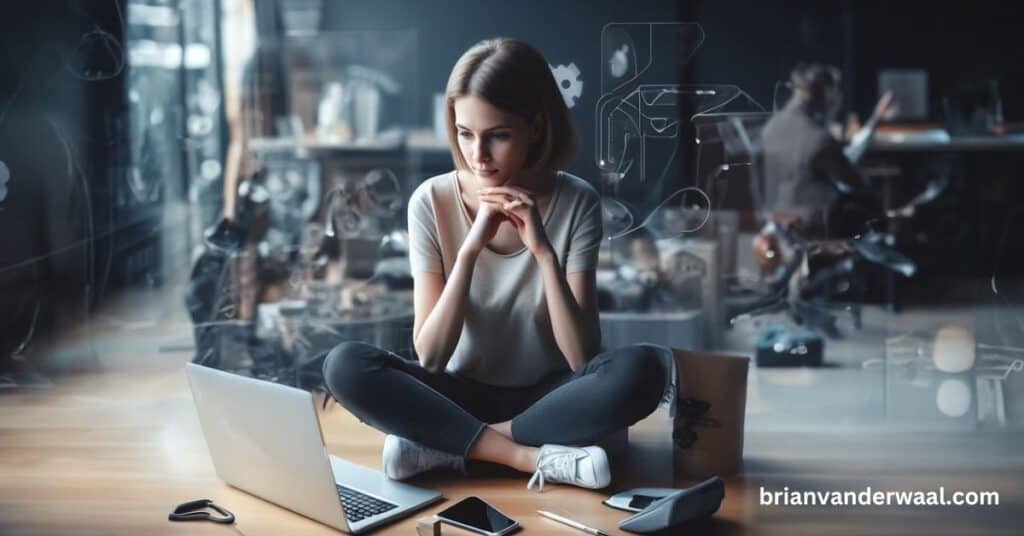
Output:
top-left (627, 348), bottom-right (749, 483)
top-left (672, 348), bottom-right (750, 478)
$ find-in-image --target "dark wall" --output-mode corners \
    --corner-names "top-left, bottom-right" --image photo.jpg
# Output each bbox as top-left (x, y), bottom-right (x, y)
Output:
top-left (0, 0), bottom-right (125, 354)
top-left (851, 0), bottom-right (1024, 122)
top-left (691, 0), bottom-right (1024, 121)
top-left (691, 0), bottom-right (849, 111)
top-left (315, 0), bottom-right (1024, 168)
top-left (320, 0), bottom-right (684, 178)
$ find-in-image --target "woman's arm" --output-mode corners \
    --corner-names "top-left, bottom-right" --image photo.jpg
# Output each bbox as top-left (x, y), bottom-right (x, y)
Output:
top-left (222, 118), bottom-right (247, 220)
top-left (412, 248), bottom-right (480, 373)
top-left (478, 185), bottom-right (602, 370)
top-left (844, 91), bottom-right (894, 164)
top-left (411, 199), bottom-right (505, 372)
top-left (536, 250), bottom-right (602, 371)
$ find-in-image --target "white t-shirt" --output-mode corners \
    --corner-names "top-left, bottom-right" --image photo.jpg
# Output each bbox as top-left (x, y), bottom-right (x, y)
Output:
top-left (407, 170), bottom-right (603, 387)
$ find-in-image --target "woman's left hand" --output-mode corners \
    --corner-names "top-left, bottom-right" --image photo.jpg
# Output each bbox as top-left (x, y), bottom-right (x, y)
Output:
top-left (478, 186), bottom-right (553, 258)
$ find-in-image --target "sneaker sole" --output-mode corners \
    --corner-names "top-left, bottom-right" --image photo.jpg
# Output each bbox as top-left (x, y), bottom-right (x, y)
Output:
top-left (381, 435), bottom-right (406, 480)
top-left (583, 446), bottom-right (612, 489)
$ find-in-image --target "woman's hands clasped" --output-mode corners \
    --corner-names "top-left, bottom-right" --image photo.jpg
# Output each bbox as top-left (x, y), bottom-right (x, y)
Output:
top-left (478, 186), bottom-right (552, 258)
top-left (462, 200), bottom-right (506, 257)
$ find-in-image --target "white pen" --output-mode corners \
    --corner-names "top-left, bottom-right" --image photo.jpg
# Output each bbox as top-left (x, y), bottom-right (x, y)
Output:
top-left (537, 510), bottom-right (611, 536)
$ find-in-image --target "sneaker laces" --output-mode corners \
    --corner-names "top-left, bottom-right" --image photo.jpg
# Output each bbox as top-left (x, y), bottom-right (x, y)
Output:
top-left (527, 448), bottom-right (582, 492)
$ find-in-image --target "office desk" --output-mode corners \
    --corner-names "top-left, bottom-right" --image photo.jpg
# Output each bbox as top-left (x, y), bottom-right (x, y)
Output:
top-left (250, 135), bottom-right (406, 160)
top-left (248, 130), bottom-right (449, 161)
top-left (869, 125), bottom-right (1024, 153)
top-left (860, 127), bottom-right (1024, 303)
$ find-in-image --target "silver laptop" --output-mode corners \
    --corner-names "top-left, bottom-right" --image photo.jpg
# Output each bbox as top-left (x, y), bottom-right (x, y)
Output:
top-left (185, 363), bottom-right (441, 533)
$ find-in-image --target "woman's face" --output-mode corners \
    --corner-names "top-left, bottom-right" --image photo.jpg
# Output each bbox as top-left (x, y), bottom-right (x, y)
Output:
top-left (453, 96), bottom-right (534, 187)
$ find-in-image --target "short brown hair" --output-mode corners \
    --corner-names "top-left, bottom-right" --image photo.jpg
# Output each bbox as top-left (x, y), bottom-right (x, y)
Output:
top-left (445, 38), bottom-right (577, 174)
top-left (790, 63), bottom-right (841, 101)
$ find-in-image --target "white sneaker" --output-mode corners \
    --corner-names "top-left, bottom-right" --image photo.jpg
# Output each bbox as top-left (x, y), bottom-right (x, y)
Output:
top-left (381, 435), bottom-right (465, 480)
top-left (527, 444), bottom-right (611, 492)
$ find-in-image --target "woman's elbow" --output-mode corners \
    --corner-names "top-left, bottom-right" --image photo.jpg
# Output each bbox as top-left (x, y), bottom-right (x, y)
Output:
top-left (413, 342), bottom-right (448, 373)
top-left (567, 345), bottom-right (599, 372)
top-left (419, 358), bottom-right (446, 374)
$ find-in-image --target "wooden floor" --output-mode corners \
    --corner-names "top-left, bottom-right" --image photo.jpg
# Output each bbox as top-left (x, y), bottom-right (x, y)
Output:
top-left (2, 298), bottom-right (1023, 534)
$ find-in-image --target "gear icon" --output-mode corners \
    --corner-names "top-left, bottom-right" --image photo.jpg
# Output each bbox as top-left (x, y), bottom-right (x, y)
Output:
top-left (550, 63), bottom-right (583, 109)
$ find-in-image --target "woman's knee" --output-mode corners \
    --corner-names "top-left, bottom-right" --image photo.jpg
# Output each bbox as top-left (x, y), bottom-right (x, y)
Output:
top-left (322, 341), bottom-right (386, 402)
top-left (608, 345), bottom-right (669, 409)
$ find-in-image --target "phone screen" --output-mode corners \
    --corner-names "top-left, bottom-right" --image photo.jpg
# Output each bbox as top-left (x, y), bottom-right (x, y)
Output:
top-left (436, 496), bottom-right (517, 534)
top-left (628, 494), bottom-right (660, 510)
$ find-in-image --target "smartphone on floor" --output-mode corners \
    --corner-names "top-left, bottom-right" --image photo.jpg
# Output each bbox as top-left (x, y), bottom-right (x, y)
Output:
top-left (435, 496), bottom-right (520, 535)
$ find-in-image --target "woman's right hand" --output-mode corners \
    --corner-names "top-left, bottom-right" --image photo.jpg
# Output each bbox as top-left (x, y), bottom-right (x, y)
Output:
top-left (462, 200), bottom-right (505, 257)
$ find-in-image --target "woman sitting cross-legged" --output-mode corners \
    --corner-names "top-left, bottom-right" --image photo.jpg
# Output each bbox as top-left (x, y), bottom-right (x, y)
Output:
top-left (323, 37), bottom-right (670, 492)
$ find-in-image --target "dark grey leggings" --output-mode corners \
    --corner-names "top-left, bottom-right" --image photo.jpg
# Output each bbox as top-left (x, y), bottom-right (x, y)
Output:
top-left (322, 342), bottom-right (668, 457)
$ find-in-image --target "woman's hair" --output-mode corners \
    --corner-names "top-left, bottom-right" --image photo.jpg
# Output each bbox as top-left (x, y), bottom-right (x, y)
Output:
top-left (789, 63), bottom-right (841, 103)
top-left (444, 38), bottom-right (576, 174)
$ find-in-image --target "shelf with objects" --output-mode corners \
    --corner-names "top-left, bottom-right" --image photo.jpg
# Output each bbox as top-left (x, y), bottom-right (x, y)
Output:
top-left (185, 31), bottom-right (421, 392)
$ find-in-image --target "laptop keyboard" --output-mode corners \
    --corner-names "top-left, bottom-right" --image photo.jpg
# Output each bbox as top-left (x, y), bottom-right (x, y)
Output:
top-left (337, 485), bottom-right (398, 523)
